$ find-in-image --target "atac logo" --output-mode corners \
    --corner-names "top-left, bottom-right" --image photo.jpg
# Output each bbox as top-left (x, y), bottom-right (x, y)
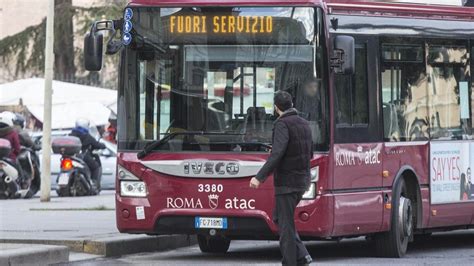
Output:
top-left (335, 145), bottom-right (381, 166)
top-left (208, 194), bottom-right (219, 209)
top-left (183, 161), bottom-right (239, 176)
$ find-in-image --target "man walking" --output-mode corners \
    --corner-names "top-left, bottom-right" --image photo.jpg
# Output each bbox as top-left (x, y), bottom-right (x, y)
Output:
top-left (249, 91), bottom-right (313, 265)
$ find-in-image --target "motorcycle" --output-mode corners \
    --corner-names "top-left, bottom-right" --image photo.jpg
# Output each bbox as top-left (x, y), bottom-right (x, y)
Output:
top-left (52, 136), bottom-right (102, 197)
top-left (0, 139), bottom-right (41, 199)
top-left (16, 145), bottom-right (41, 198)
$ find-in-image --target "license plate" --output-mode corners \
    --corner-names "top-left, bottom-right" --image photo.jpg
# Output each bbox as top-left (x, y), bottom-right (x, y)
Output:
top-left (58, 173), bottom-right (69, 185)
top-left (195, 217), bottom-right (227, 229)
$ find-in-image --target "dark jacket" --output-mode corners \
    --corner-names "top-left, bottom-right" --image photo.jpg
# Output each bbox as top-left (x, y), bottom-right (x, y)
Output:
top-left (70, 127), bottom-right (106, 171)
top-left (255, 108), bottom-right (313, 194)
top-left (14, 128), bottom-right (35, 149)
top-left (70, 127), bottom-right (106, 153)
top-left (0, 126), bottom-right (21, 161)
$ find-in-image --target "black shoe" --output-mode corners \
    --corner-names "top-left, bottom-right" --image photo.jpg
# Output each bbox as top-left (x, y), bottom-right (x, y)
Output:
top-left (89, 182), bottom-right (98, 195)
top-left (297, 255), bottom-right (313, 266)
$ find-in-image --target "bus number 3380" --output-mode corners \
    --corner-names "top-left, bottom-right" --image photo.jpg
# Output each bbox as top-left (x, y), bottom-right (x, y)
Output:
top-left (198, 184), bottom-right (224, 193)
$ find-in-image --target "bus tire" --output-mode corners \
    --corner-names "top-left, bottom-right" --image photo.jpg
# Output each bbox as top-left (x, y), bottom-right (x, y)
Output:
top-left (375, 178), bottom-right (414, 258)
top-left (197, 235), bottom-right (230, 253)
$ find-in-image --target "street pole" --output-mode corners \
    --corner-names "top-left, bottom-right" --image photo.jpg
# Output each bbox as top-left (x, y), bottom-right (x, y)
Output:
top-left (40, 0), bottom-right (55, 202)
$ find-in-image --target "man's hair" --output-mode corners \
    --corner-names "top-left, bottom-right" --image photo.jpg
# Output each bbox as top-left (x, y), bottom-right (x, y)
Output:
top-left (274, 91), bottom-right (293, 112)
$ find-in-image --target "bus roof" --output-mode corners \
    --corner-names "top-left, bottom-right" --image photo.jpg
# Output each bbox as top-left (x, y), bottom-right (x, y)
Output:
top-left (327, 1), bottom-right (474, 21)
top-left (128, 0), bottom-right (320, 7)
top-left (128, 0), bottom-right (474, 20)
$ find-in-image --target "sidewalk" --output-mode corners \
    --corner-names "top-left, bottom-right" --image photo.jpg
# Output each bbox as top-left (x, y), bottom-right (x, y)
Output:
top-left (0, 191), bottom-right (117, 241)
top-left (0, 191), bottom-right (195, 262)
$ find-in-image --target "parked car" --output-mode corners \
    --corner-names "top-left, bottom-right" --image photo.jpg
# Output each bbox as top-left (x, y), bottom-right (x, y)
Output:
top-left (31, 130), bottom-right (117, 190)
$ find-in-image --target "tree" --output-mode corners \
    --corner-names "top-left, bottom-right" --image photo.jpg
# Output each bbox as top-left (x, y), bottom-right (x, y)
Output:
top-left (54, 0), bottom-right (76, 82)
top-left (0, 0), bottom-right (126, 88)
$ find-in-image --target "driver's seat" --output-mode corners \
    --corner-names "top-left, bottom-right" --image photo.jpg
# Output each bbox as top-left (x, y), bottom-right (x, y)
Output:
top-left (243, 107), bottom-right (270, 141)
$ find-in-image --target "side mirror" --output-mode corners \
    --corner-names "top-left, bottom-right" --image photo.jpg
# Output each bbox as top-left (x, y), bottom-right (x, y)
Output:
top-left (84, 31), bottom-right (103, 71)
top-left (332, 35), bottom-right (355, 75)
top-left (84, 20), bottom-right (120, 71)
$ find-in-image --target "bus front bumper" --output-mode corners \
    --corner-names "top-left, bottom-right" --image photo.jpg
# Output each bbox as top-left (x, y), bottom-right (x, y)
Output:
top-left (115, 193), bottom-right (334, 239)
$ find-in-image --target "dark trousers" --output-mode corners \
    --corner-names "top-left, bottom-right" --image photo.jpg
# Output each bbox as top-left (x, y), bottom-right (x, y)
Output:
top-left (274, 192), bottom-right (310, 265)
top-left (83, 154), bottom-right (100, 180)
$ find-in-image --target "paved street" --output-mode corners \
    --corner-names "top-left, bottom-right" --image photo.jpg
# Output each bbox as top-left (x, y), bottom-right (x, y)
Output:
top-left (68, 229), bottom-right (474, 265)
top-left (2, 190), bottom-right (473, 265)
top-left (0, 191), bottom-right (116, 240)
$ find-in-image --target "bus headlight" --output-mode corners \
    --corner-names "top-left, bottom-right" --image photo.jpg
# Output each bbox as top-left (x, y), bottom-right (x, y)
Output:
top-left (310, 166), bottom-right (319, 182)
top-left (302, 183), bottom-right (316, 199)
top-left (120, 181), bottom-right (147, 197)
top-left (118, 166), bottom-right (140, 180)
top-left (302, 166), bottom-right (319, 199)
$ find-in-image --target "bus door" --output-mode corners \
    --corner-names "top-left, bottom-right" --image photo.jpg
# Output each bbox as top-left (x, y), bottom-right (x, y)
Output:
top-left (379, 39), bottom-right (430, 230)
top-left (333, 36), bottom-right (384, 236)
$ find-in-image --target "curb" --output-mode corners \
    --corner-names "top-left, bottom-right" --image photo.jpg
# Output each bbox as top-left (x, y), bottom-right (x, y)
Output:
top-left (83, 235), bottom-right (197, 257)
top-left (0, 235), bottom-right (196, 258)
top-left (0, 244), bottom-right (69, 266)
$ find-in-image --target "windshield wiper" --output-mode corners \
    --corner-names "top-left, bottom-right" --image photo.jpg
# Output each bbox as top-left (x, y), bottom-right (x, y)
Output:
top-left (235, 142), bottom-right (272, 150)
top-left (137, 131), bottom-right (244, 159)
top-left (188, 141), bottom-right (272, 150)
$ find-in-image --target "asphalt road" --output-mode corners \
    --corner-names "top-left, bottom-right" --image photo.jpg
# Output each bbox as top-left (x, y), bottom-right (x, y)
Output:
top-left (67, 229), bottom-right (474, 265)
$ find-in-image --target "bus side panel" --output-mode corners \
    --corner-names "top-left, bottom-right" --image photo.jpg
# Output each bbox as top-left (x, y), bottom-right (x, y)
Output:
top-left (332, 191), bottom-right (384, 236)
top-left (333, 143), bottom-right (383, 190)
top-left (332, 143), bottom-right (384, 236)
top-left (296, 194), bottom-right (334, 238)
top-left (428, 203), bottom-right (473, 228)
top-left (382, 142), bottom-right (430, 188)
top-left (421, 187), bottom-right (431, 228)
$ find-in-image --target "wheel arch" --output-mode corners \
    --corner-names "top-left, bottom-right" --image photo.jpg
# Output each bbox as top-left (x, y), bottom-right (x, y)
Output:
top-left (392, 165), bottom-right (423, 229)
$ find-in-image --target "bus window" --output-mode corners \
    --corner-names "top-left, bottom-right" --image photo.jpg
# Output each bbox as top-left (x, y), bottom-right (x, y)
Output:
top-left (227, 67), bottom-right (275, 117)
top-left (120, 7), bottom-right (330, 152)
top-left (138, 59), bottom-right (172, 140)
top-left (335, 43), bottom-right (369, 126)
top-left (428, 43), bottom-right (470, 140)
top-left (381, 43), bottom-right (428, 142)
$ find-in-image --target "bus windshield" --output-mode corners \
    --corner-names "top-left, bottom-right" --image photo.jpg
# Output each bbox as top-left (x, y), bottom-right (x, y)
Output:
top-left (119, 7), bottom-right (328, 152)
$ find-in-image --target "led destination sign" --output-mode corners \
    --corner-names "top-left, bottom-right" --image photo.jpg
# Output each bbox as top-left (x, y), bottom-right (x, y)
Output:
top-left (169, 15), bottom-right (273, 34)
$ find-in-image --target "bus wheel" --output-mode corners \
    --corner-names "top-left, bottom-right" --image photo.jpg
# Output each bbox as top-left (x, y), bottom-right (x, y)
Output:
top-left (375, 178), bottom-right (413, 258)
top-left (197, 235), bottom-right (230, 253)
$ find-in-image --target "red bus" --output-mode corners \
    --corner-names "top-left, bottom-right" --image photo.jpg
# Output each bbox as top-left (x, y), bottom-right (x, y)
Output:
top-left (84, 0), bottom-right (474, 258)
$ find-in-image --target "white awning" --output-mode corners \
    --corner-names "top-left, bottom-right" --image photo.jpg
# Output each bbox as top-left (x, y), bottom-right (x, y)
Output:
top-left (0, 78), bottom-right (117, 128)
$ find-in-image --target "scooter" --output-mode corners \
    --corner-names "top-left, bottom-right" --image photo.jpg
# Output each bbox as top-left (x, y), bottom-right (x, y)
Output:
top-left (17, 146), bottom-right (41, 198)
top-left (52, 136), bottom-right (102, 197)
top-left (0, 139), bottom-right (41, 199)
top-left (0, 139), bottom-right (20, 199)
